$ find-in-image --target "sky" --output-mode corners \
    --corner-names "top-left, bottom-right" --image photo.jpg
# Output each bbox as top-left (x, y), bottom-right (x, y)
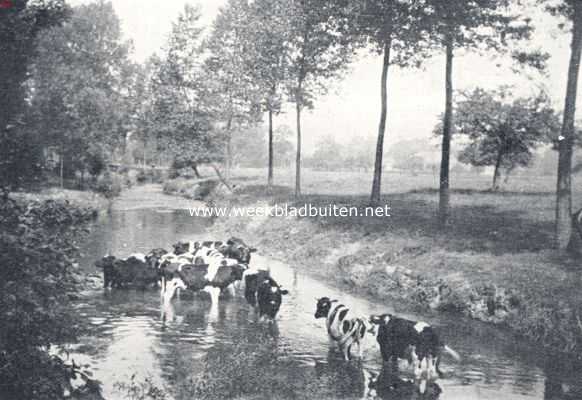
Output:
top-left (69, 0), bottom-right (574, 155)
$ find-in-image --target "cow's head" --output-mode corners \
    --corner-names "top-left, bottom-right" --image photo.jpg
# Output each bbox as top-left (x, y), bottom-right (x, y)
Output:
top-left (224, 237), bottom-right (257, 265)
top-left (172, 241), bottom-right (190, 255)
top-left (259, 280), bottom-right (289, 319)
top-left (368, 314), bottom-right (393, 335)
top-left (95, 255), bottom-right (116, 270)
top-left (314, 297), bottom-right (333, 319)
top-left (145, 248), bottom-right (168, 268)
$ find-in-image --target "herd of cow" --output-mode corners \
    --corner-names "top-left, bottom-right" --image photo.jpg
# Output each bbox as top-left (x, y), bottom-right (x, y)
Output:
top-left (94, 237), bottom-right (460, 395)
top-left (94, 237), bottom-right (289, 321)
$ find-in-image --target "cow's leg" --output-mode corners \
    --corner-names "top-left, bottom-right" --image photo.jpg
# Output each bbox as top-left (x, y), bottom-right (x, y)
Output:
top-left (227, 283), bottom-right (236, 297)
top-left (204, 286), bottom-right (220, 304)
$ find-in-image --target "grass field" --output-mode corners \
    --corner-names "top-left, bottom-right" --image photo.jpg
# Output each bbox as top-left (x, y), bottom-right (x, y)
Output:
top-left (201, 167), bottom-right (582, 356)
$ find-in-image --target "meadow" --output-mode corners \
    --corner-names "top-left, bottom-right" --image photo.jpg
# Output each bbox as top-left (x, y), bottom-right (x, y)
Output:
top-left (201, 167), bottom-right (582, 357)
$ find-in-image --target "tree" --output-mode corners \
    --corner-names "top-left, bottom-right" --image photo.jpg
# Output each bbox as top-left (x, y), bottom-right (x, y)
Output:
top-left (0, 0), bottom-right (69, 188)
top-left (310, 135), bottom-right (346, 170)
top-left (541, 0), bottom-right (582, 249)
top-left (286, 0), bottom-right (356, 196)
top-left (452, 87), bottom-right (559, 190)
top-left (353, 0), bottom-right (432, 205)
top-left (205, 0), bottom-right (261, 180)
top-left (147, 5), bottom-right (221, 178)
top-left (29, 1), bottom-right (135, 185)
top-left (422, 0), bottom-right (539, 225)
top-left (246, 0), bottom-right (291, 187)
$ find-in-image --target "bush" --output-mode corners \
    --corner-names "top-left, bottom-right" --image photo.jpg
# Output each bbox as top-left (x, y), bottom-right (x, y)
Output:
top-left (0, 194), bottom-right (99, 399)
top-left (136, 169), bottom-right (147, 183)
top-left (93, 172), bottom-right (122, 198)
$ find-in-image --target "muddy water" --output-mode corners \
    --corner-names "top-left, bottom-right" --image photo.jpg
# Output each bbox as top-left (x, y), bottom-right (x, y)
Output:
top-left (72, 185), bottom-right (582, 400)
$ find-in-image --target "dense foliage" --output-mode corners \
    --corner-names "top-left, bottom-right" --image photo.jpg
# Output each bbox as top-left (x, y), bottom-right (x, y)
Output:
top-left (0, 194), bottom-right (98, 399)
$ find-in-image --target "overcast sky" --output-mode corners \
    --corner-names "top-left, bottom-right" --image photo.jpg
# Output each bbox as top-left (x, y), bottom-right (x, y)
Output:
top-left (69, 0), bottom-right (574, 154)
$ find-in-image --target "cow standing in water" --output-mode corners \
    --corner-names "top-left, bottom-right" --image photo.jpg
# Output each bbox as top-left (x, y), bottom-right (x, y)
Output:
top-left (243, 269), bottom-right (289, 322)
top-left (162, 247), bottom-right (246, 304)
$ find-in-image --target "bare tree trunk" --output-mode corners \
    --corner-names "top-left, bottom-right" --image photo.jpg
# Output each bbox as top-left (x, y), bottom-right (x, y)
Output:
top-left (370, 39), bottom-right (392, 205)
top-left (268, 109), bottom-right (274, 189)
top-left (295, 102), bottom-right (302, 197)
top-left (143, 139), bottom-right (147, 169)
top-left (225, 116), bottom-right (233, 181)
top-left (60, 150), bottom-right (64, 189)
top-left (295, 79), bottom-right (303, 197)
top-left (438, 38), bottom-right (454, 226)
top-left (492, 148), bottom-right (503, 191)
top-left (556, 1), bottom-right (582, 249)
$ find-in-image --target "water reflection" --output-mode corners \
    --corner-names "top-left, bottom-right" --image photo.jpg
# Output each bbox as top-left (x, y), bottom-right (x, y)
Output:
top-left (368, 364), bottom-right (441, 400)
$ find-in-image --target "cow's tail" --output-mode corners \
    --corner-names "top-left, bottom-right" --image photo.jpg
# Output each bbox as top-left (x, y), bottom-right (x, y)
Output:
top-left (443, 345), bottom-right (461, 362)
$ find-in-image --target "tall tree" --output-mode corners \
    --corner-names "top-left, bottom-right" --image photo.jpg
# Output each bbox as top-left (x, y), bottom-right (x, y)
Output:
top-left (30, 1), bottom-right (135, 183)
top-left (353, 0), bottom-right (431, 205)
top-left (147, 5), bottom-right (219, 176)
top-left (246, 0), bottom-right (291, 188)
top-left (286, 0), bottom-right (355, 196)
top-left (205, 0), bottom-right (261, 180)
top-left (542, 0), bottom-right (582, 249)
top-left (452, 87), bottom-right (559, 189)
top-left (0, 0), bottom-right (69, 187)
top-left (423, 0), bottom-right (536, 225)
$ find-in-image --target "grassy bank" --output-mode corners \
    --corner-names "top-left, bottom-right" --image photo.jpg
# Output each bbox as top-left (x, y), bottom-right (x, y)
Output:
top-left (196, 169), bottom-right (582, 358)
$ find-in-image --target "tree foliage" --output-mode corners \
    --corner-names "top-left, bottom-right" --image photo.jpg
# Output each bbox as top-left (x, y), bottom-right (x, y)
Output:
top-left (29, 0), bottom-right (136, 180)
top-left (0, 0), bottom-right (70, 188)
top-left (0, 195), bottom-right (99, 399)
top-left (452, 87), bottom-right (560, 189)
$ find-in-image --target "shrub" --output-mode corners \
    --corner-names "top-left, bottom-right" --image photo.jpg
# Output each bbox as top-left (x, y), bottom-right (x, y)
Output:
top-left (0, 194), bottom-right (99, 399)
top-left (93, 172), bottom-right (122, 198)
top-left (136, 169), bottom-right (147, 183)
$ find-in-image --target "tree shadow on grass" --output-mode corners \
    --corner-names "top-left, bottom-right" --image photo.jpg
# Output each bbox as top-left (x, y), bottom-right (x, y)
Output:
top-left (236, 185), bottom-right (557, 254)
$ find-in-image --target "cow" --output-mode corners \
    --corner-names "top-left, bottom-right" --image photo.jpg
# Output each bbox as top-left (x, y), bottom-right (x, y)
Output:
top-left (94, 254), bottom-right (158, 289)
top-left (243, 269), bottom-right (288, 321)
top-left (172, 240), bottom-right (224, 256)
top-left (368, 313), bottom-right (460, 394)
top-left (314, 297), bottom-right (369, 361)
top-left (162, 247), bottom-right (246, 303)
top-left (172, 238), bottom-right (256, 265)
top-left (145, 248), bottom-right (168, 268)
top-left (222, 237), bottom-right (256, 265)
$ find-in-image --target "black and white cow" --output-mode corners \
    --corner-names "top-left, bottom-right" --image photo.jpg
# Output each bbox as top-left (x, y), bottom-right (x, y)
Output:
top-left (171, 238), bottom-right (256, 265)
top-left (222, 237), bottom-right (256, 265)
top-left (314, 297), bottom-right (369, 361)
top-left (368, 313), bottom-right (460, 394)
top-left (95, 254), bottom-right (158, 289)
top-left (243, 269), bottom-right (288, 321)
top-left (163, 247), bottom-right (246, 303)
top-left (145, 248), bottom-right (168, 269)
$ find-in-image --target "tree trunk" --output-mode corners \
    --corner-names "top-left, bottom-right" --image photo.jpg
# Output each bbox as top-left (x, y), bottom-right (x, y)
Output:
top-left (268, 109), bottom-right (274, 189)
top-left (225, 116), bottom-right (233, 181)
top-left (60, 150), bottom-right (64, 189)
top-left (556, 1), bottom-right (582, 250)
top-left (295, 100), bottom-right (302, 197)
top-left (370, 39), bottom-right (392, 205)
top-left (492, 148), bottom-right (503, 191)
top-left (438, 38), bottom-right (454, 226)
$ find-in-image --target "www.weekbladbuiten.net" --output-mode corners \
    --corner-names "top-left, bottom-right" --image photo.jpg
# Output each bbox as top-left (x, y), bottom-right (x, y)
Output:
top-left (187, 204), bottom-right (391, 218)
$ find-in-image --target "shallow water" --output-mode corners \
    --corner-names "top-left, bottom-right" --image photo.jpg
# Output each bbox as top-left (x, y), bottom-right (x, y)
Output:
top-left (72, 186), bottom-right (582, 400)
